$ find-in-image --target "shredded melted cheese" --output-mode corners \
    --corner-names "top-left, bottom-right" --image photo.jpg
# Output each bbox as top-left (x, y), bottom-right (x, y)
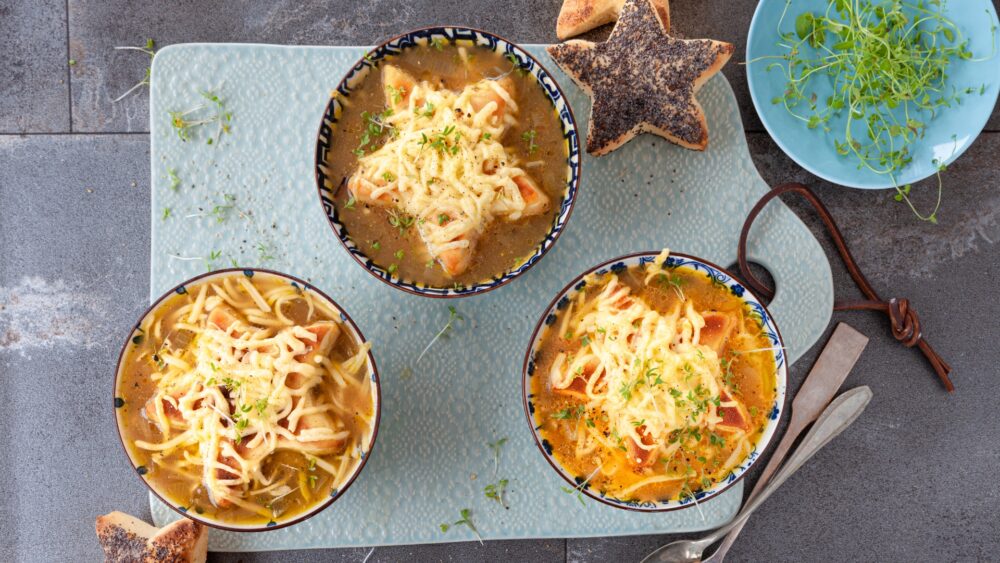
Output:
top-left (353, 75), bottom-right (533, 260)
top-left (549, 251), bottom-right (748, 473)
top-left (133, 277), bottom-right (373, 513)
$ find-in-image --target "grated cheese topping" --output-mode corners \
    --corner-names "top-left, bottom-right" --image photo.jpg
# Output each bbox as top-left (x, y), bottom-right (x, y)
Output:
top-left (351, 70), bottom-right (538, 264)
top-left (133, 277), bottom-right (372, 511)
top-left (549, 250), bottom-right (747, 467)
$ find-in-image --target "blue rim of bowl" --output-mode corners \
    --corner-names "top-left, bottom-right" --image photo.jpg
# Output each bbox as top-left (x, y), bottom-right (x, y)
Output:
top-left (314, 26), bottom-right (582, 298)
top-left (521, 252), bottom-right (788, 512)
top-left (112, 268), bottom-right (382, 532)
top-left (746, 0), bottom-right (1000, 190)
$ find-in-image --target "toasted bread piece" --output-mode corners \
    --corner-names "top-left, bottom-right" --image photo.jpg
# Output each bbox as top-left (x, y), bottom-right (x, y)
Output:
top-left (96, 511), bottom-right (208, 563)
top-left (557, 0), bottom-right (669, 39)
top-left (548, 0), bottom-right (734, 155)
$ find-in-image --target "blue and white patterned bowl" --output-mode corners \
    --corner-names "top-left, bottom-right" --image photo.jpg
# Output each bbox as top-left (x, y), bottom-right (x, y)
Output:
top-left (113, 268), bottom-right (381, 532)
top-left (314, 26), bottom-right (582, 298)
top-left (522, 252), bottom-right (787, 512)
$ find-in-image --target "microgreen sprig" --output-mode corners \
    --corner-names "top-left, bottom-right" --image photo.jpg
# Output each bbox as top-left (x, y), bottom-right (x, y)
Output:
top-left (166, 167), bottom-right (181, 191)
top-left (387, 209), bottom-right (416, 234)
top-left (414, 306), bottom-right (465, 366)
top-left (256, 242), bottom-right (275, 262)
top-left (521, 129), bottom-right (539, 155)
top-left (354, 109), bottom-right (395, 157)
top-left (560, 464), bottom-right (602, 508)
top-left (488, 437), bottom-right (507, 478)
top-left (484, 479), bottom-right (509, 509)
top-left (751, 0), bottom-right (997, 222)
top-left (112, 38), bottom-right (155, 103)
top-left (168, 90), bottom-right (233, 144)
top-left (439, 508), bottom-right (483, 545)
top-left (185, 193), bottom-right (238, 223)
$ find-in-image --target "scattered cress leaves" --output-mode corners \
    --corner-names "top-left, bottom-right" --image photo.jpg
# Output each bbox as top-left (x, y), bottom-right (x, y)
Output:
top-left (414, 306), bottom-right (464, 367)
top-left (750, 0), bottom-right (997, 222)
top-left (354, 108), bottom-right (395, 157)
top-left (521, 129), bottom-right (539, 154)
top-left (484, 437), bottom-right (511, 509)
top-left (256, 242), bottom-right (275, 262)
top-left (561, 465), bottom-right (602, 507)
top-left (167, 167), bottom-right (181, 191)
top-left (387, 208), bottom-right (416, 234)
top-left (484, 479), bottom-right (509, 509)
top-left (168, 90), bottom-right (233, 144)
top-left (112, 38), bottom-right (156, 102)
top-left (438, 508), bottom-right (483, 545)
top-left (488, 437), bottom-right (507, 478)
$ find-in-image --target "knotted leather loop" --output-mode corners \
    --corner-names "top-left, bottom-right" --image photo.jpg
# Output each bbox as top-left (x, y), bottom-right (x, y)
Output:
top-left (737, 183), bottom-right (954, 392)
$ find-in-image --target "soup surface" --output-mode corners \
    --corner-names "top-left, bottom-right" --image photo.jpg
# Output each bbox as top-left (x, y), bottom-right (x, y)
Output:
top-left (325, 42), bottom-right (569, 287)
top-left (116, 273), bottom-right (375, 525)
top-left (531, 252), bottom-right (777, 504)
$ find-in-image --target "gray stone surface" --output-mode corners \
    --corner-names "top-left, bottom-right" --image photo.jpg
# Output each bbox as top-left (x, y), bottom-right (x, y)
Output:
top-left (0, 135), bottom-right (152, 562)
top-left (66, 0), bottom-right (564, 132)
top-left (2, 1), bottom-right (1000, 562)
top-left (0, 0), bottom-right (70, 132)
top-left (65, 0), bottom-right (1000, 134)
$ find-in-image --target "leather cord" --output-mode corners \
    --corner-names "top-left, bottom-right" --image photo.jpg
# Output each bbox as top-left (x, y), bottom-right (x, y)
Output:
top-left (737, 182), bottom-right (954, 392)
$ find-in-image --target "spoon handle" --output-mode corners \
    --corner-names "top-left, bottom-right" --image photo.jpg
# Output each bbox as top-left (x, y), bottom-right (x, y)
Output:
top-left (707, 386), bottom-right (873, 541)
top-left (708, 324), bottom-right (868, 560)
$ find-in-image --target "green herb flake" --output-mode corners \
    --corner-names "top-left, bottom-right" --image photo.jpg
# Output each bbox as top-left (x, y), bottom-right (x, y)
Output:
top-left (521, 129), bottom-right (539, 154)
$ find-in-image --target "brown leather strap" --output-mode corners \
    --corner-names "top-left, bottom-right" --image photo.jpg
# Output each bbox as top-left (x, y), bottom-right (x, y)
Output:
top-left (737, 182), bottom-right (954, 392)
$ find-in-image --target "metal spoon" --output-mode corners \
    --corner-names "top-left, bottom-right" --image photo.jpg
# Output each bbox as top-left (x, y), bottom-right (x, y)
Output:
top-left (640, 385), bottom-right (874, 563)
top-left (642, 323), bottom-right (867, 562)
top-left (704, 323), bottom-right (868, 561)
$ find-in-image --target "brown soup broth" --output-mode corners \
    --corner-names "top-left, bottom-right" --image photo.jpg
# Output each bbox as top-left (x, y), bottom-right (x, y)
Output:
top-left (530, 265), bottom-right (777, 503)
top-left (326, 43), bottom-right (569, 286)
top-left (116, 275), bottom-right (373, 525)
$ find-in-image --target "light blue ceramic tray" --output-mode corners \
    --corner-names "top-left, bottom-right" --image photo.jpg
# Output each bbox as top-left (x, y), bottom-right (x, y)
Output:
top-left (147, 43), bottom-right (833, 551)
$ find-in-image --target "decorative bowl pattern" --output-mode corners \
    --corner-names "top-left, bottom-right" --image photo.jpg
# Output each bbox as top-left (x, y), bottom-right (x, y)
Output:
top-left (113, 268), bottom-right (381, 532)
top-left (314, 26), bottom-right (582, 297)
top-left (523, 252), bottom-right (787, 512)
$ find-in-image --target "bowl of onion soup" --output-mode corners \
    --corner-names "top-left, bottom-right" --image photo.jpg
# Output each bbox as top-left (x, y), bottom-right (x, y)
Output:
top-left (523, 250), bottom-right (786, 511)
top-left (113, 269), bottom-right (380, 531)
top-left (315, 27), bottom-right (581, 297)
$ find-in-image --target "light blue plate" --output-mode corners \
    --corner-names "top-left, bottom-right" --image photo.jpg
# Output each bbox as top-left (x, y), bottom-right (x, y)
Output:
top-left (747, 0), bottom-right (1000, 189)
top-left (147, 43), bottom-right (833, 551)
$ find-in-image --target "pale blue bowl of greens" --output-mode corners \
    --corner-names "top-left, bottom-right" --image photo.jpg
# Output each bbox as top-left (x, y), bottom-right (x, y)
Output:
top-left (747, 0), bottom-right (999, 201)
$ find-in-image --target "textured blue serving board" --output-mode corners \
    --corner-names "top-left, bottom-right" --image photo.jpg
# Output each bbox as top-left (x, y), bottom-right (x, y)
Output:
top-left (148, 44), bottom-right (833, 551)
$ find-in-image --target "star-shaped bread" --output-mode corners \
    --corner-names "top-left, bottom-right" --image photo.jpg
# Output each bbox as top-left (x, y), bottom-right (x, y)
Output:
top-left (557, 0), bottom-right (670, 39)
top-left (548, 0), bottom-right (734, 155)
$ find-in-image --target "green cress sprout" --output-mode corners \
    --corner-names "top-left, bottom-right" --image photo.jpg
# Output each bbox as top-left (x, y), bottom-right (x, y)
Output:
top-left (112, 38), bottom-right (156, 102)
top-left (414, 306), bottom-right (464, 366)
top-left (167, 168), bottom-right (181, 191)
top-left (750, 0), bottom-right (997, 222)
top-left (521, 129), bottom-right (539, 155)
top-left (168, 90), bottom-right (233, 144)
top-left (484, 479), bottom-right (509, 509)
top-left (439, 508), bottom-right (483, 544)
top-left (484, 437), bottom-right (510, 509)
top-left (561, 464), bottom-right (603, 507)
